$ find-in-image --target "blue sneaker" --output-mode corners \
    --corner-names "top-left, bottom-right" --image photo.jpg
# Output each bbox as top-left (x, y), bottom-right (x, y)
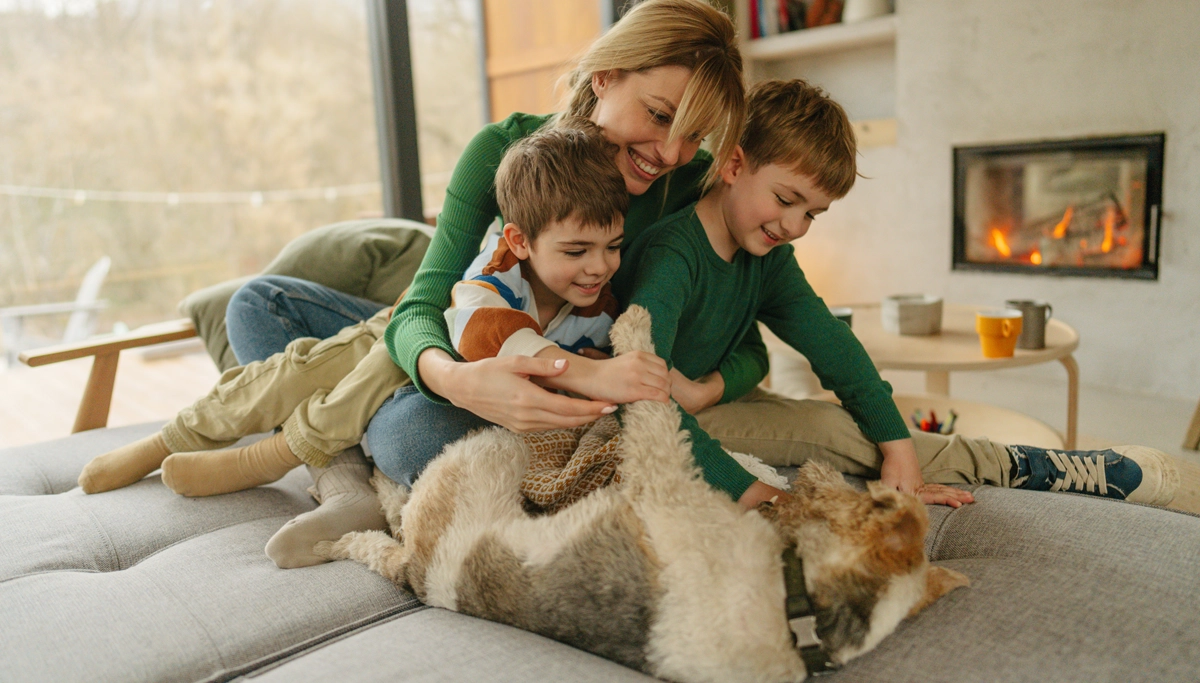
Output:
top-left (1007, 445), bottom-right (1178, 505)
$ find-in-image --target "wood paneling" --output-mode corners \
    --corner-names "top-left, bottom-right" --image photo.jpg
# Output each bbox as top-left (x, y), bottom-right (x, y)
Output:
top-left (483, 0), bottom-right (603, 121)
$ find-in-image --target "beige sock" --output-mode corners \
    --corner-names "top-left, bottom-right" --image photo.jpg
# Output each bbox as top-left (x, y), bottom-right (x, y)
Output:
top-left (78, 432), bottom-right (172, 494)
top-left (161, 432), bottom-right (301, 497)
top-left (265, 446), bottom-right (387, 569)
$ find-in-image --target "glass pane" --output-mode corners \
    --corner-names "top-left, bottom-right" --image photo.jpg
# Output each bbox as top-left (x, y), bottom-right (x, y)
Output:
top-left (963, 150), bottom-right (1147, 270)
top-left (1, 0), bottom-right (382, 340)
top-left (408, 0), bottom-right (485, 213)
top-left (0, 0), bottom-right (383, 445)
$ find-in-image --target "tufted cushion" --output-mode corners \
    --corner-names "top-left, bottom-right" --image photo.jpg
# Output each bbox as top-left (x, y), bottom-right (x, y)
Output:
top-left (0, 423), bottom-right (420, 683)
top-left (824, 487), bottom-right (1200, 682)
top-left (179, 218), bottom-right (434, 371)
top-left (4, 426), bottom-right (1199, 682)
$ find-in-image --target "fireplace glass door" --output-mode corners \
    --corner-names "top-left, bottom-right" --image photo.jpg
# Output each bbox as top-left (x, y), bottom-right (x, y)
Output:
top-left (953, 134), bottom-right (1163, 279)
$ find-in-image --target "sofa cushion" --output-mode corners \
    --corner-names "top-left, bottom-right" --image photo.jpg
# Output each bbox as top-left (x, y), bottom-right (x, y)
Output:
top-left (0, 423), bottom-right (421, 683)
top-left (245, 607), bottom-right (655, 683)
top-left (4, 425), bottom-right (1199, 682)
top-left (818, 487), bottom-right (1200, 682)
top-left (179, 218), bottom-right (434, 371)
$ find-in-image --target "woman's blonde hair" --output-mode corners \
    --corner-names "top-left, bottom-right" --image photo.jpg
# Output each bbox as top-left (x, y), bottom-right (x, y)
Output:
top-left (562, 0), bottom-right (745, 189)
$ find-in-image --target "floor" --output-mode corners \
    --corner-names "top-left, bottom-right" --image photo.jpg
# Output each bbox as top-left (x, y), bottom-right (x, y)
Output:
top-left (0, 341), bottom-right (220, 449)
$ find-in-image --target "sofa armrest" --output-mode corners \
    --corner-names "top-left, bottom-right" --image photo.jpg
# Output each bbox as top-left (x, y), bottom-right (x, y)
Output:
top-left (19, 319), bottom-right (197, 433)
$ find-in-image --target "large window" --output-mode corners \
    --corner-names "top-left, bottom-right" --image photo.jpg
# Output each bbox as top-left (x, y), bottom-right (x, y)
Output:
top-left (0, 0), bottom-right (486, 446)
top-left (0, 0), bottom-right (384, 338)
top-left (408, 0), bottom-right (484, 213)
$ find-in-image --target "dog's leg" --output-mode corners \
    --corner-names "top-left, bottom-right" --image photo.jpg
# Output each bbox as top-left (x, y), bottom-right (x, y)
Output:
top-left (907, 565), bottom-right (970, 618)
top-left (607, 306), bottom-right (700, 498)
top-left (370, 469), bottom-right (409, 537)
top-left (315, 530), bottom-right (409, 587)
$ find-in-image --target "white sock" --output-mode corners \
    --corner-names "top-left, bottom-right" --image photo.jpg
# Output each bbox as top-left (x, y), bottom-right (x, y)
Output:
top-left (264, 446), bottom-right (387, 569)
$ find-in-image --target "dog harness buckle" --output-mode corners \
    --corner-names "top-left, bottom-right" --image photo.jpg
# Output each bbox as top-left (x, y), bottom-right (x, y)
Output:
top-left (783, 550), bottom-right (835, 675)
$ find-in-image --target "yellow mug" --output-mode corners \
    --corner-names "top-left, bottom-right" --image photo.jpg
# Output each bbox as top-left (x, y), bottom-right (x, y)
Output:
top-left (976, 309), bottom-right (1024, 358)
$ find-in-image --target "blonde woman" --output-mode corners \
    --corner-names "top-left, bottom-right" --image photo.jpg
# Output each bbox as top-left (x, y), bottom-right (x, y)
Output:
top-left (221, 0), bottom-right (983, 568)
top-left (212, 0), bottom-right (763, 566)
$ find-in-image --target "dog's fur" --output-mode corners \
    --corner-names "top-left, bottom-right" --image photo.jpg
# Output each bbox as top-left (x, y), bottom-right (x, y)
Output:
top-left (317, 306), bottom-right (967, 682)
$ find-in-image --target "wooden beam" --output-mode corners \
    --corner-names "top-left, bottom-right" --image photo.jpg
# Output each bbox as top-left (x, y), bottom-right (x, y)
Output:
top-left (73, 352), bottom-right (119, 433)
top-left (20, 319), bottom-right (196, 367)
top-left (18, 319), bottom-right (198, 433)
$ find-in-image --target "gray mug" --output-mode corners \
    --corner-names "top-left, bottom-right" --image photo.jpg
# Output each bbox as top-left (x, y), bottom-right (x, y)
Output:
top-left (1005, 300), bottom-right (1053, 349)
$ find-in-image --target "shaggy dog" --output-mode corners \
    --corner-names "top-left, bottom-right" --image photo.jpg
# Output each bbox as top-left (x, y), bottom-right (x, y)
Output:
top-left (317, 306), bottom-right (967, 682)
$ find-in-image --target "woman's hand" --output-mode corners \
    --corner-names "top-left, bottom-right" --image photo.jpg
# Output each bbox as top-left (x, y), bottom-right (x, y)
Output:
top-left (669, 369), bottom-right (725, 415)
top-left (533, 347), bottom-right (669, 405)
top-left (418, 348), bottom-right (614, 432)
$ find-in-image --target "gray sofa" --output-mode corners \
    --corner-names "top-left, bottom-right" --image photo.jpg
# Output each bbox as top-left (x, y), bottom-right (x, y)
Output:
top-left (4, 420), bottom-right (1199, 683)
top-left (6, 220), bottom-right (1199, 681)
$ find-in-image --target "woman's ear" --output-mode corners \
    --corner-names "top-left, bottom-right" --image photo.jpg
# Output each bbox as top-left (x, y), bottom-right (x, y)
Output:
top-left (503, 223), bottom-right (532, 259)
top-left (719, 145), bottom-right (748, 185)
top-left (591, 70), bottom-right (615, 99)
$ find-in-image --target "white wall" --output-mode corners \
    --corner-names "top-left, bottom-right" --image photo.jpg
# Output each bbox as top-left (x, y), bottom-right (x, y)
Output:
top-left (776, 0), bottom-right (1200, 399)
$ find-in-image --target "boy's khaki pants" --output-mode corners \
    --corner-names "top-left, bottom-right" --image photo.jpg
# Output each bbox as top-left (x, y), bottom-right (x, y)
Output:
top-left (161, 308), bottom-right (409, 468)
top-left (697, 388), bottom-right (1015, 488)
top-left (162, 308), bottom-right (1012, 482)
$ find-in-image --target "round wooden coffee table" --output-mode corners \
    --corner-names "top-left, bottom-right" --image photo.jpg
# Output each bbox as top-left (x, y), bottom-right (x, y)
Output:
top-left (845, 303), bottom-right (1080, 448)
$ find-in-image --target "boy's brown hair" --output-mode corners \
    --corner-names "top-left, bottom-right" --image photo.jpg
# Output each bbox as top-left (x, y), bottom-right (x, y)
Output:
top-left (495, 118), bottom-right (628, 242)
top-left (739, 79), bottom-right (858, 198)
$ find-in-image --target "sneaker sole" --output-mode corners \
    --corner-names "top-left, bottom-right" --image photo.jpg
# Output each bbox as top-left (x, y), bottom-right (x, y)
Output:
top-left (1115, 446), bottom-right (1179, 506)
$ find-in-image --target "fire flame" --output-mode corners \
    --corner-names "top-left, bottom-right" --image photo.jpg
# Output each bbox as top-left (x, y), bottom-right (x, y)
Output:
top-left (1053, 206), bottom-right (1074, 239)
top-left (991, 229), bottom-right (1012, 257)
top-left (1030, 250), bottom-right (1043, 265)
top-left (1101, 206), bottom-right (1115, 253)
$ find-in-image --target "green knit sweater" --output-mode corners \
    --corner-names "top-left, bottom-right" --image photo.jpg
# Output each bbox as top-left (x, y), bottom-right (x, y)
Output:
top-left (612, 205), bottom-right (911, 499)
top-left (385, 112), bottom-right (769, 398)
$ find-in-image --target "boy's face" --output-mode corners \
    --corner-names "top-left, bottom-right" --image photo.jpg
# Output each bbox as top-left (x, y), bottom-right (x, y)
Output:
top-left (719, 152), bottom-right (835, 257)
top-left (505, 215), bottom-right (624, 309)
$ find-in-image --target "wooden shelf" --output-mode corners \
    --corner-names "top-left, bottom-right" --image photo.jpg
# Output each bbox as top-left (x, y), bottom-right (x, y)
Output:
top-left (742, 14), bottom-right (896, 61)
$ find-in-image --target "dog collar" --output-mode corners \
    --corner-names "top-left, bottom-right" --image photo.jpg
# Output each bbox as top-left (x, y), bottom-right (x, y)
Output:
top-left (782, 550), bottom-right (834, 675)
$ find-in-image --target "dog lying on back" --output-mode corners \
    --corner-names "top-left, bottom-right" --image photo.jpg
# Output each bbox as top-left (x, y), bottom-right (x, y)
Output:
top-left (317, 306), bottom-right (967, 682)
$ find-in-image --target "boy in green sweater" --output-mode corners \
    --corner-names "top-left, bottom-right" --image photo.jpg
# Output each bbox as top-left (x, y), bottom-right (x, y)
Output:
top-left (613, 79), bottom-right (1176, 509)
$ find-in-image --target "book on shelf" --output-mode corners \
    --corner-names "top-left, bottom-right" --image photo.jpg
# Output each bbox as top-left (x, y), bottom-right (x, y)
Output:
top-left (749, 0), bottom-right (818, 40)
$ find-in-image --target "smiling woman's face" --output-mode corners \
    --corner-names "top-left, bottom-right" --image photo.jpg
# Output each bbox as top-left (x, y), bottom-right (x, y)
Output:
top-left (588, 65), bottom-right (702, 196)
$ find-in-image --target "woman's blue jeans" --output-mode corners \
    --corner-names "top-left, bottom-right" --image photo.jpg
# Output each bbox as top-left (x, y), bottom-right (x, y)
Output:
top-left (225, 275), bottom-right (386, 364)
top-left (365, 386), bottom-right (496, 487)
top-left (225, 275), bottom-right (493, 485)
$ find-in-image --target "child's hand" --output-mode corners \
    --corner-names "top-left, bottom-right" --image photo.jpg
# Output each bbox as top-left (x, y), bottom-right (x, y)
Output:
top-left (592, 351), bottom-right (671, 404)
top-left (669, 368), bottom-right (725, 415)
top-left (878, 438), bottom-right (974, 508)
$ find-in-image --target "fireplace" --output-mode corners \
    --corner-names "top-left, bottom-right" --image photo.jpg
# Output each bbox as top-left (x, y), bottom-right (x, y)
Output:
top-left (952, 133), bottom-right (1164, 280)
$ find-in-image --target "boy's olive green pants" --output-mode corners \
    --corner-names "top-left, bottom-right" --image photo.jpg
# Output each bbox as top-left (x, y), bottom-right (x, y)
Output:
top-left (161, 308), bottom-right (409, 468)
top-left (697, 388), bottom-right (1015, 487)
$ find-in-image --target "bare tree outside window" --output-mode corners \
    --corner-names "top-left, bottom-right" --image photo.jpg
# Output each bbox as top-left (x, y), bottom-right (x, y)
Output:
top-left (0, 0), bottom-right (485, 445)
top-left (408, 0), bottom-right (484, 212)
top-left (0, 0), bottom-right (484, 349)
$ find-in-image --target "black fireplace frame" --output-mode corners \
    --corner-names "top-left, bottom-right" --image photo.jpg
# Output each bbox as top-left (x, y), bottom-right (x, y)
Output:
top-left (952, 133), bottom-right (1165, 280)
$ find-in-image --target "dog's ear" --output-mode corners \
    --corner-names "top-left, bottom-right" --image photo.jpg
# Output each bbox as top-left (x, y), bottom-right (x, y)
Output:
top-left (906, 565), bottom-right (969, 618)
top-left (877, 505), bottom-right (925, 556)
top-left (793, 460), bottom-right (846, 494)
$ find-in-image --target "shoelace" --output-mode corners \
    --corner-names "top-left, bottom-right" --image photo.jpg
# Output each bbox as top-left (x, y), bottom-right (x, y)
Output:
top-left (1047, 450), bottom-right (1108, 494)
